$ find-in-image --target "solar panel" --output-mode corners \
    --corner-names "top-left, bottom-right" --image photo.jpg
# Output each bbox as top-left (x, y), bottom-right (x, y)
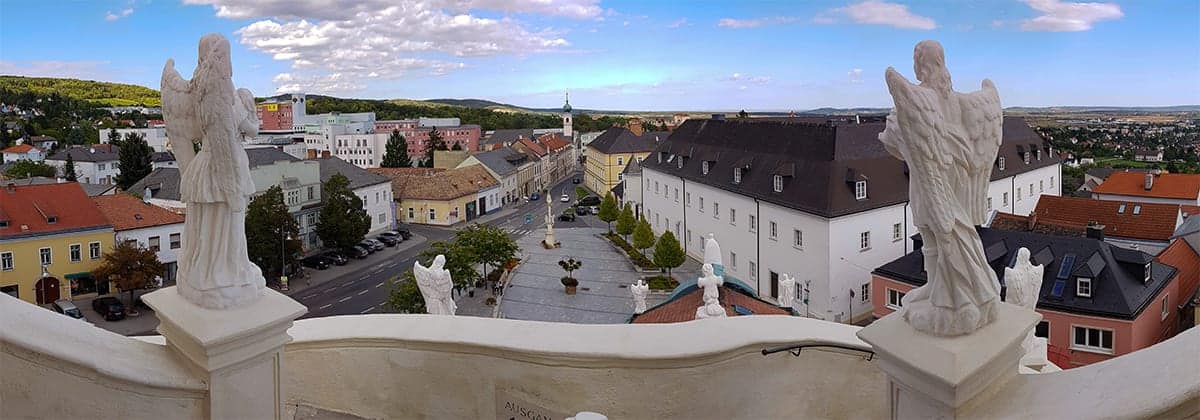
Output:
top-left (1057, 254), bottom-right (1076, 280)
top-left (732, 305), bottom-right (754, 316)
top-left (1050, 279), bottom-right (1066, 297)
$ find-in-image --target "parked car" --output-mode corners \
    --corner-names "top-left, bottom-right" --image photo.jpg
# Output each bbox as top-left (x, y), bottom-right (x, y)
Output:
top-left (559, 213), bottom-right (576, 222)
top-left (529, 193), bottom-right (541, 201)
top-left (321, 251), bottom-right (349, 265)
top-left (560, 194), bottom-right (570, 202)
top-left (380, 231), bottom-right (403, 241)
top-left (588, 205), bottom-right (599, 214)
top-left (563, 207), bottom-right (576, 215)
top-left (376, 235), bottom-right (399, 247)
top-left (578, 196), bottom-right (601, 206)
top-left (51, 299), bottom-right (84, 319)
top-left (358, 240), bottom-right (378, 253)
top-left (365, 239), bottom-right (385, 251)
top-left (575, 205), bottom-right (591, 215)
top-left (393, 227), bottom-right (413, 240)
top-left (572, 178), bottom-right (581, 184)
top-left (91, 297), bottom-right (126, 321)
top-left (346, 246), bottom-right (370, 259)
top-left (301, 256), bottom-right (331, 270)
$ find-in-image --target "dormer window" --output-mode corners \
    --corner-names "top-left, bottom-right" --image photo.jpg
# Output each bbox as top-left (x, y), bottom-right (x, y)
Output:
top-left (1077, 277), bottom-right (1092, 298)
top-left (733, 168), bottom-right (742, 184)
top-left (1024, 152), bottom-right (1030, 164)
top-left (657, 152), bottom-right (663, 163)
top-left (677, 157), bottom-right (684, 169)
top-left (773, 175), bottom-right (783, 192)
top-left (1118, 204), bottom-right (1126, 214)
top-left (46, 216), bottom-right (57, 224)
top-left (1133, 205), bottom-right (1141, 215)
top-left (855, 180), bottom-right (867, 200)
top-left (1144, 263), bottom-right (1152, 283)
top-left (701, 161), bottom-right (710, 175)
top-left (999, 157), bottom-right (1006, 171)
top-left (1036, 149), bottom-right (1042, 160)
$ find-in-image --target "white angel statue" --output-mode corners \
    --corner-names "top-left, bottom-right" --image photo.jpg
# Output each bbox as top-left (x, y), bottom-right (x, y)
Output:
top-left (161, 33), bottom-right (264, 309)
top-left (879, 40), bottom-right (1003, 336)
top-left (1004, 247), bottom-right (1044, 353)
top-left (413, 255), bottom-right (457, 315)
top-left (778, 273), bottom-right (796, 308)
top-left (695, 263), bottom-right (726, 319)
top-left (630, 279), bottom-right (649, 314)
top-left (703, 233), bottom-right (722, 268)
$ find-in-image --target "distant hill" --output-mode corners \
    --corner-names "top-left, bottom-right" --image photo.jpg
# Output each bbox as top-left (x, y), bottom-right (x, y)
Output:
top-left (0, 75), bottom-right (161, 107)
top-left (1003, 105), bottom-right (1200, 114)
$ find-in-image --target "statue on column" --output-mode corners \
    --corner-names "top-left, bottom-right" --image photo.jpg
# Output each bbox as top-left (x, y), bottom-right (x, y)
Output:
top-left (879, 40), bottom-right (1003, 336)
top-left (703, 233), bottom-right (722, 269)
top-left (413, 255), bottom-right (458, 315)
top-left (778, 273), bottom-right (796, 308)
top-left (695, 263), bottom-right (726, 319)
top-left (161, 33), bottom-right (264, 309)
top-left (1004, 247), bottom-right (1045, 355)
top-left (543, 192), bottom-right (557, 247)
top-left (630, 279), bottom-right (649, 314)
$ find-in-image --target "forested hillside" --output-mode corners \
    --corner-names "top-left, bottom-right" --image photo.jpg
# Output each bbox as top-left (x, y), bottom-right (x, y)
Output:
top-left (0, 76), bottom-right (161, 107)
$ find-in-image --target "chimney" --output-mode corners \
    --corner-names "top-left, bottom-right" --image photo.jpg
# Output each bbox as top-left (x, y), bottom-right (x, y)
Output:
top-left (1086, 223), bottom-right (1105, 241)
top-left (144, 186), bottom-right (153, 200)
top-left (89, 147), bottom-right (95, 154)
top-left (855, 114), bottom-right (861, 124)
top-left (307, 149), bottom-right (317, 159)
top-left (322, 150), bottom-right (331, 158)
top-left (1144, 173), bottom-right (1154, 191)
top-left (628, 121), bottom-right (644, 136)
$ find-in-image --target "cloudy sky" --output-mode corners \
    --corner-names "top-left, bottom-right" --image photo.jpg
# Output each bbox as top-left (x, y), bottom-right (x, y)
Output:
top-left (1, 0), bottom-right (1196, 111)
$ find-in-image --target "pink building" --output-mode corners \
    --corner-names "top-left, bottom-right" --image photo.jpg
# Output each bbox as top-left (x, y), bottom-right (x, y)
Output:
top-left (375, 119), bottom-right (481, 159)
top-left (871, 227), bottom-right (1195, 369)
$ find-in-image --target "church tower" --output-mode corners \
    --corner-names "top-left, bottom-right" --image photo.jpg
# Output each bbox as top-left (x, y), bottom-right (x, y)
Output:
top-left (561, 92), bottom-right (573, 139)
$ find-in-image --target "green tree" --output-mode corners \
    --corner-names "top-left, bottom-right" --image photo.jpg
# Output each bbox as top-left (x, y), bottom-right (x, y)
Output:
top-left (422, 127), bottom-right (446, 167)
top-left (316, 173), bottom-right (371, 251)
top-left (419, 240), bottom-right (479, 289)
top-left (598, 191), bottom-right (618, 232)
top-left (62, 153), bottom-right (77, 181)
top-left (381, 129), bottom-right (412, 167)
top-left (575, 186), bottom-right (588, 201)
top-left (615, 202), bottom-right (636, 241)
top-left (4, 160), bottom-right (56, 178)
top-left (386, 272), bottom-right (426, 314)
top-left (455, 223), bottom-right (518, 281)
top-left (245, 186), bottom-right (301, 280)
top-left (91, 239), bottom-right (165, 310)
top-left (107, 127), bottom-right (121, 145)
top-left (632, 219), bottom-right (655, 258)
top-left (652, 231), bottom-right (685, 276)
top-left (114, 132), bottom-right (152, 189)
top-left (738, 109), bottom-right (749, 118)
top-left (66, 126), bottom-right (86, 146)
top-left (558, 257), bottom-right (582, 279)
top-left (451, 141), bottom-right (463, 151)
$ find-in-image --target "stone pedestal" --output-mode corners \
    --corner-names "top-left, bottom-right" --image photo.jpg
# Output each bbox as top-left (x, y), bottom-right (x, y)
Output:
top-left (857, 303), bottom-right (1039, 419)
top-left (144, 287), bottom-right (307, 420)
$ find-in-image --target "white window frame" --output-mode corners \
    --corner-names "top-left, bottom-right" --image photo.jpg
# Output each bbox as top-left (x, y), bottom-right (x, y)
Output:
top-left (39, 247), bottom-right (52, 266)
top-left (749, 261), bottom-right (757, 282)
top-left (1145, 263), bottom-right (1152, 282)
top-left (729, 208), bottom-right (736, 225)
top-left (893, 223), bottom-right (902, 241)
top-left (859, 231), bottom-right (871, 251)
top-left (773, 175), bottom-right (783, 192)
top-left (999, 157), bottom-right (1006, 171)
top-left (749, 214), bottom-right (757, 232)
top-left (429, 208), bottom-right (436, 221)
top-left (861, 283), bottom-right (870, 302)
top-left (1077, 277), bottom-right (1092, 298)
top-left (733, 168), bottom-right (742, 184)
top-left (70, 243), bottom-right (81, 262)
top-left (1070, 325), bottom-right (1114, 354)
top-left (769, 221), bottom-right (778, 240)
top-left (1, 251), bottom-right (13, 271)
top-left (886, 288), bottom-right (905, 310)
top-left (1161, 294), bottom-right (1169, 320)
top-left (89, 241), bottom-right (101, 259)
top-left (713, 202), bottom-right (719, 219)
top-left (1003, 192), bottom-right (1009, 206)
top-left (730, 252), bottom-right (738, 270)
top-left (701, 161), bottom-right (710, 175)
top-left (699, 197), bottom-right (705, 212)
top-left (855, 180), bottom-right (867, 200)
top-left (793, 229), bottom-right (803, 249)
top-left (170, 233), bottom-right (181, 249)
top-left (686, 192), bottom-right (691, 207)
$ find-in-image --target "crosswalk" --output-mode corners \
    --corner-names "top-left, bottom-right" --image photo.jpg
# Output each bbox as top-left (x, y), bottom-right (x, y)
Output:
top-left (507, 227), bottom-right (535, 237)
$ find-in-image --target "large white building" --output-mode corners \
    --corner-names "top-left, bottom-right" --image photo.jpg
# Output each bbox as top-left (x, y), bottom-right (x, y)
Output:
top-left (99, 127), bottom-right (171, 152)
top-left (91, 193), bottom-right (186, 283)
top-left (44, 145), bottom-right (121, 185)
top-left (637, 116), bottom-right (1061, 324)
top-left (317, 157), bottom-right (395, 236)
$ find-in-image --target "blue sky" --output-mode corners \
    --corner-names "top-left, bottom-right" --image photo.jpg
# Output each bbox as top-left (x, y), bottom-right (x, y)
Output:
top-left (1, 0), bottom-right (1197, 111)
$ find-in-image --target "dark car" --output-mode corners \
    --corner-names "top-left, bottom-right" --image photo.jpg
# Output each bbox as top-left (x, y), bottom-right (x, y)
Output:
top-left (394, 227), bottom-right (413, 240)
top-left (364, 239), bottom-right (385, 251)
top-left (558, 213), bottom-right (576, 222)
top-left (572, 178), bottom-right (581, 184)
top-left (346, 246), bottom-right (370, 259)
top-left (577, 196), bottom-right (601, 206)
top-left (301, 256), bottom-right (331, 270)
top-left (321, 251), bottom-right (349, 266)
top-left (52, 299), bottom-right (84, 319)
top-left (575, 205), bottom-right (591, 215)
top-left (358, 240), bottom-right (379, 254)
top-left (91, 296), bottom-right (126, 321)
top-left (376, 235), bottom-right (399, 247)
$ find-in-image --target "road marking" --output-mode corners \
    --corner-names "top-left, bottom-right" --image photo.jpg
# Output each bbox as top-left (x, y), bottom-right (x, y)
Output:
top-left (359, 306), bottom-right (375, 314)
top-left (342, 281), bottom-right (355, 288)
top-left (318, 304), bottom-right (332, 310)
top-left (371, 268), bottom-right (384, 274)
top-left (376, 282), bottom-right (385, 288)
top-left (300, 294), bottom-right (316, 300)
top-left (358, 289), bottom-right (369, 296)
top-left (338, 296), bottom-right (352, 303)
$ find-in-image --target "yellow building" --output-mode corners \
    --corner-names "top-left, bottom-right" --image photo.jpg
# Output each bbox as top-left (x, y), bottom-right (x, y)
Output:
top-left (583, 126), bottom-right (666, 195)
top-left (371, 165), bottom-right (500, 226)
top-left (0, 182), bottom-right (114, 305)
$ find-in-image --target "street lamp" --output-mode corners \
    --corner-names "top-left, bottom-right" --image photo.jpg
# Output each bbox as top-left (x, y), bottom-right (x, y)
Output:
top-left (280, 231), bottom-right (293, 291)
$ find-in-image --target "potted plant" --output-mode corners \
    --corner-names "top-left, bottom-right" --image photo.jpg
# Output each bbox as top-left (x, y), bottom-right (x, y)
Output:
top-left (558, 257), bottom-right (582, 295)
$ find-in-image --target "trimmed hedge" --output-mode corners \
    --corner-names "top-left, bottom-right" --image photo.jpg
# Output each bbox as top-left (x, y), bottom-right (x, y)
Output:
top-left (644, 275), bottom-right (679, 291)
top-left (603, 233), bottom-right (657, 269)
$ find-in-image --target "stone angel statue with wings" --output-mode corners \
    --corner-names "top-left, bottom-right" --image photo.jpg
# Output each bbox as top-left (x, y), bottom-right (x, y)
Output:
top-left (413, 255), bottom-right (458, 315)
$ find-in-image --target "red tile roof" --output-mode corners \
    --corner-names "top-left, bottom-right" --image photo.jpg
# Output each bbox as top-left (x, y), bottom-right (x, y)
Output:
top-left (92, 193), bottom-right (184, 231)
top-left (1092, 172), bottom-right (1200, 200)
top-left (537, 133), bottom-right (570, 152)
top-left (1032, 196), bottom-right (1181, 241)
top-left (1, 144), bottom-right (41, 154)
top-left (1156, 240), bottom-right (1200, 318)
top-left (516, 137), bottom-right (547, 157)
top-left (989, 211), bottom-right (1087, 237)
top-left (0, 182), bottom-right (111, 239)
top-left (631, 285), bottom-right (791, 324)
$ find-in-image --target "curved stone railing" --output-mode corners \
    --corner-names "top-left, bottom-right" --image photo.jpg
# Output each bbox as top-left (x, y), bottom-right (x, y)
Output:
top-left (284, 315), bottom-right (887, 419)
top-left (0, 293), bottom-right (206, 419)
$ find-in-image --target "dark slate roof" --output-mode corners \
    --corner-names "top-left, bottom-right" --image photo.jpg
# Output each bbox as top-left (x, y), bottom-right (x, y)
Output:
top-left (1085, 167), bottom-right (1151, 180)
top-left (612, 180), bottom-right (625, 199)
top-left (46, 144), bottom-right (119, 162)
top-left (587, 127), bottom-right (668, 154)
top-left (128, 167), bottom-right (181, 201)
top-left (484, 129), bottom-right (534, 145)
top-left (469, 148), bottom-right (520, 176)
top-left (246, 147), bottom-right (300, 168)
top-left (991, 117), bottom-right (1061, 182)
top-left (317, 157), bottom-right (390, 190)
top-left (641, 116), bottom-right (1057, 218)
top-left (151, 151), bottom-right (176, 163)
top-left (875, 227), bottom-right (1176, 320)
top-left (621, 159), bottom-right (642, 175)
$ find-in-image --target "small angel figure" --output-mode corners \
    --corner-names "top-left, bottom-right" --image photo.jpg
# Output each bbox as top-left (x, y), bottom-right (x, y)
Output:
top-left (778, 273), bottom-right (796, 308)
top-left (1004, 247), bottom-right (1044, 353)
top-left (695, 263), bottom-right (726, 319)
top-left (703, 233), bottom-right (722, 268)
top-left (880, 40), bottom-right (1004, 335)
top-left (630, 279), bottom-right (649, 314)
top-left (413, 255), bottom-right (457, 315)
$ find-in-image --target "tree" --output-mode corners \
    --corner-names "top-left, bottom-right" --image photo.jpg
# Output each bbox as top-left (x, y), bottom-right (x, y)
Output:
top-left (455, 223), bottom-right (518, 281)
top-left (91, 239), bottom-right (165, 310)
top-left (316, 173), bottom-right (371, 251)
top-left (616, 202), bottom-right (636, 241)
top-left (558, 257), bottom-right (582, 279)
top-left (419, 240), bottom-right (479, 289)
top-left (422, 127), bottom-right (446, 167)
top-left (107, 127), bottom-right (121, 145)
top-left (115, 132), bottom-right (152, 189)
top-left (62, 153), bottom-right (77, 181)
top-left (598, 191), bottom-right (618, 232)
top-left (575, 186), bottom-right (588, 201)
top-left (652, 231), bottom-right (685, 276)
top-left (738, 109), bottom-right (749, 118)
top-left (451, 141), bottom-right (463, 151)
top-left (66, 126), bottom-right (86, 146)
top-left (381, 129), bottom-right (411, 167)
top-left (632, 219), bottom-right (655, 258)
top-left (245, 186), bottom-right (301, 280)
top-left (4, 160), bottom-right (56, 178)
top-left (386, 272), bottom-right (426, 314)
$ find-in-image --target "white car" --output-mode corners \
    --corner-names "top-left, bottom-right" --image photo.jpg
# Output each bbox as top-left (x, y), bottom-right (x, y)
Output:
top-left (560, 194), bottom-right (570, 202)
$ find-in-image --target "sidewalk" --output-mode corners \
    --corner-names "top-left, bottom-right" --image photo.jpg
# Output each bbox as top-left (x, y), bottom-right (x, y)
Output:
top-left (280, 234), bottom-right (428, 296)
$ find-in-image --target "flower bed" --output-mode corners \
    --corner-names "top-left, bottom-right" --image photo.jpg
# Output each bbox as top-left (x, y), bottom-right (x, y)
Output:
top-left (603, 233), bottom-right (658, 270)
top-left (644, 275), bottom-right (679, 291)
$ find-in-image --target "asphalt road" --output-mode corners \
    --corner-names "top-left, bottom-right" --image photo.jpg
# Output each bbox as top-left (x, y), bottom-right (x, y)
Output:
top-left (295, 170), bottom-right (595, 318)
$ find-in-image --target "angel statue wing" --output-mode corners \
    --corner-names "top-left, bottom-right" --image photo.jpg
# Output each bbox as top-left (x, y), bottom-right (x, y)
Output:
top-left (883, 67), bottom-right (957, 234)
top-left (959, 79), bottom-right (1003, 225)
top-left (161, 59), bottom-right (199, 171)
top-left (412, 261), bottom-right (438, 302)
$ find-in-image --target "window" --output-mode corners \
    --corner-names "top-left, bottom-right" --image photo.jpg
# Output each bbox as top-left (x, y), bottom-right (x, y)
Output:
top-left (429, 208), bottom-right (436, 220)
top-left (1161, 295), bottom-right (1170, 320)
top-left (987, 197), bottom-right (993, 210)
top-left (674, 188), bottom-right (679, 202)
top-left (1037, 149), bottom-right (1042, 160)
top-left (859, 231), bottom-right (871, 251)
top-left (98, 163), bottom-right (106, 171)
top-left (998, 157), bottom-right (1006, 170)
top-left (773, 175), bottom-right (783, 192)
top-left (1039, 180), bottom-right (1044, 192)
top-left (654, 182), bottom-right (659, 194)
top-left (793, 229), bottom-right (803, 248)
top-left (1050, 176), bottom-right (1055, 188)
top-left (893, 223), bottom-right (902, 241)
top-left (701, 161), bottom-right (710, 175)
top-left (686, 229), bottom-right (692, 244)
top-left (699, 197), bottom-right (705, 212)
top-left (1029, 183), bottom-right (1034, 197)
top-left (1023, 152), bottom-right (1030, 164)
top-left (378, 213), bottom-right (386, 224)
top-left (408, 208), bottom-right (415, 219)
top-left (308, 186), bottom-right (315, 200)
top-left (733, 168), bottom-right (741, 184)
top-left (1017, 187), bottom-right (1022, 201)
top-left (1003, 192), bottom-right (1009, 206)
top-left (749, 215), bottom-right (757, 232)
top-left (730, 252), bottom-right (738, 270)
top-left (1133, 205), bottom-right (1142, 216)
top-left (729, 208), bottom-right (736, 225)
top-left (70, 244), bottom-right (81, 262)
top-left (855, 180), bottom-right (867, 200)
top-left (861, 284), bottom-right (870, 302)
top-left (1035, 321), bottom-right (1049, 338)
top-left (170, 233), bottom-right (181, 249)
top-left (1072, 326), bottom-right (1113, 353)
top-left (769, 222), bottom-right (778, 239)
top-left (1145, 263), bottom-right (1152, 282)
top-left (713, 202), bottom-right (719, 219)
top-left (886, 289), bottom-right (905, 310)
top-left (686, 192), bottom-right (691, 207)
top-left (749, 261), bottom-right (757, 282)
top-left (655, 213), bottom-right (660, 226)
top-left (1077, 277), bottom-right (1092, 297)
top-left (89, 242), bottom-right (101, 259)
top-left (306, 212), bottom-right (318, 227)
top-left (40, 247), bottom-right (51, 266)
top-left (617, 157), bottom-right (624, 166)
top-left (149, 236), bottom-right (160, 252)
top-left (1, 252), bottom-right (12, 271)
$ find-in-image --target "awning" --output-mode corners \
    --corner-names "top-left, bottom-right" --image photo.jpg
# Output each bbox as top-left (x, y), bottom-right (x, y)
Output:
top-left (64, 272), bottom-right (92, 279)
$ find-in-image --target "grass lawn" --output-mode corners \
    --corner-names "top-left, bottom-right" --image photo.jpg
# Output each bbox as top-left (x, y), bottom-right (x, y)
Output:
top-left (1093, 157), bottom-right (1156, 169)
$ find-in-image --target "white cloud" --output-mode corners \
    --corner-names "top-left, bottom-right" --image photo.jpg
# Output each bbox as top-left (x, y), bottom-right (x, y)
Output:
top-left (185, 0), bottom-right (594, 94)
top-left (848, 68), bottom-right (863, 84)
top-left (1019, 0), bottom-right (1123, 32)
top-left (105, 8), bottom-right (134, 22)
top-left (831, 0), bottom-right (936, 30)
top-left (716, 16), bottom-right (799, 29)
top-left (725, 72), bottom-right (771, 85)
top-left (667, 18), bottom-right (688, 29)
